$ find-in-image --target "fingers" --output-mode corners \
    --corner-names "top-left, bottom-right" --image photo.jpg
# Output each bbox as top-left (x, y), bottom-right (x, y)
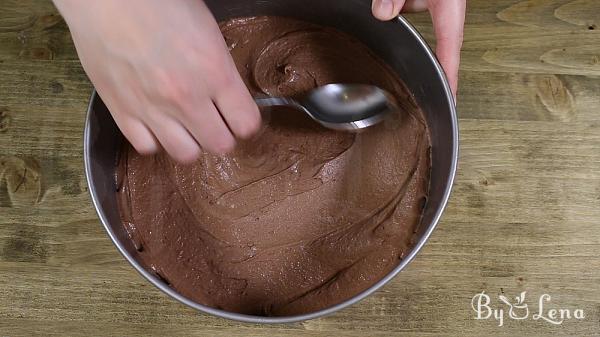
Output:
top-left (428, 0), bottom-right (466, 97)
top-left (145, 110), bottom-right (201, 164)
top-left (96, 87), bottom-right (159, 155)
top-left (111, 112), bottom-right (158, 155)
top-left (211, 58), bottom-right (262, 139)
top-left (179, 100), bottom-right (237, 155)
top-left (372, 0), bottom-right (406, 21)
top-left (140, 61), bottom-right (241, 159)
top-left (195, 0), bottom-right (261, 141)
top-left (402, 0), bottom-right (428, 12)
top-left (371, 0), bottom-right (465, 97)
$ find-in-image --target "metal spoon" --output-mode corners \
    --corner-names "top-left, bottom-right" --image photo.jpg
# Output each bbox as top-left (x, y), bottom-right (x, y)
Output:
top-left (254, 84), bottom-right (397, 130)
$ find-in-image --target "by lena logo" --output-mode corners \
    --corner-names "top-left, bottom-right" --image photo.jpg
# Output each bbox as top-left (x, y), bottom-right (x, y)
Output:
top-left (471, 291), bottom-right (585, 327)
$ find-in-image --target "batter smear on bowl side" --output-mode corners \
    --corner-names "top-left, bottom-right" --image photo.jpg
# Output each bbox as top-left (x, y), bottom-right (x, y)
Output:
top-left (116, 16), bottom-right (431, 316)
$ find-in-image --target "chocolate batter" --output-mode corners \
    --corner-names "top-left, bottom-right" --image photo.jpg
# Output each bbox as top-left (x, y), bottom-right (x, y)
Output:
top-left (116, 16), bottom-right (431, 316)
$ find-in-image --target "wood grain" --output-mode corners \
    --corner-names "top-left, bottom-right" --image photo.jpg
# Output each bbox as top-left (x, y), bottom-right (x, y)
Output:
top-left (1, 0), bottom-right (600, 336)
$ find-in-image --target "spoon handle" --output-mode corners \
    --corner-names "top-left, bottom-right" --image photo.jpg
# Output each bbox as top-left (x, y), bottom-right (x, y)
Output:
top-left (255, 97), bottom-right (304, 110)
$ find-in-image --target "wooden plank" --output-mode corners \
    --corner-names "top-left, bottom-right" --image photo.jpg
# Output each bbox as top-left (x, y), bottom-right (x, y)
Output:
top-left (405, 0), bottom-right (600, 76)
top-left (457, 72), bottom-right (600, 121)
top-left (0, 0), bottom-right (77, 61)
top-left (0, 60), bottom-right (90, 158)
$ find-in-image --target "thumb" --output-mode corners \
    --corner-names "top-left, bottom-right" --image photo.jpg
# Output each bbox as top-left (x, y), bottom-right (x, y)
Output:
top-left (428, 0), bottom-right (466, 97)
top-left (372, 0), bottom-right (406, 21)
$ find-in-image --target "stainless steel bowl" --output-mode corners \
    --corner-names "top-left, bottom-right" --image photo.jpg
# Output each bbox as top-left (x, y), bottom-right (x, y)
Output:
top-left (84, 0), bottom-right (458, 324)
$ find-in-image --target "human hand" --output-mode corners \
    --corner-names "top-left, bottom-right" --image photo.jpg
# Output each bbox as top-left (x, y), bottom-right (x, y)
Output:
top-left (54, 0), bottom-right (260, 162)
top-left (371, 0), bottom-right (466, 97)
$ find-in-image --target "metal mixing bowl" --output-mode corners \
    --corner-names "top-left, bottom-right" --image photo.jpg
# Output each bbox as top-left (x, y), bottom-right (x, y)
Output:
top-left (84, 0), bottom-right (458, 324)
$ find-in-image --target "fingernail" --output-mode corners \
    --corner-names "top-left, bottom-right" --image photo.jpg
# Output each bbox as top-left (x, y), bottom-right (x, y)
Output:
top-left (373, 0), bottom-right (395, 20)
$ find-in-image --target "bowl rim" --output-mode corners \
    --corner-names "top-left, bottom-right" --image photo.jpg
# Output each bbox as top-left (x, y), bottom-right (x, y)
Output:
top-left (84, 14), bottom-right (459, 324)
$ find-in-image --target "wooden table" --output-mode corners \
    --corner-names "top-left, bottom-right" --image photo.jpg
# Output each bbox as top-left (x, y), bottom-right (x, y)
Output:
top-left (1, 0), bottom-right (599, 336)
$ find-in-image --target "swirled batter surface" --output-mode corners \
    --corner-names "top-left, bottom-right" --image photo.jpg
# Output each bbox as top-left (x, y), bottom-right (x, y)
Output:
top-left (116, 16), bottom-right (431, 316)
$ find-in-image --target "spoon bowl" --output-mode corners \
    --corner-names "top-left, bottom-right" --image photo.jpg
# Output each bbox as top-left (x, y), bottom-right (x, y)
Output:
top-left (255, 84), bottom-right (397, 130)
